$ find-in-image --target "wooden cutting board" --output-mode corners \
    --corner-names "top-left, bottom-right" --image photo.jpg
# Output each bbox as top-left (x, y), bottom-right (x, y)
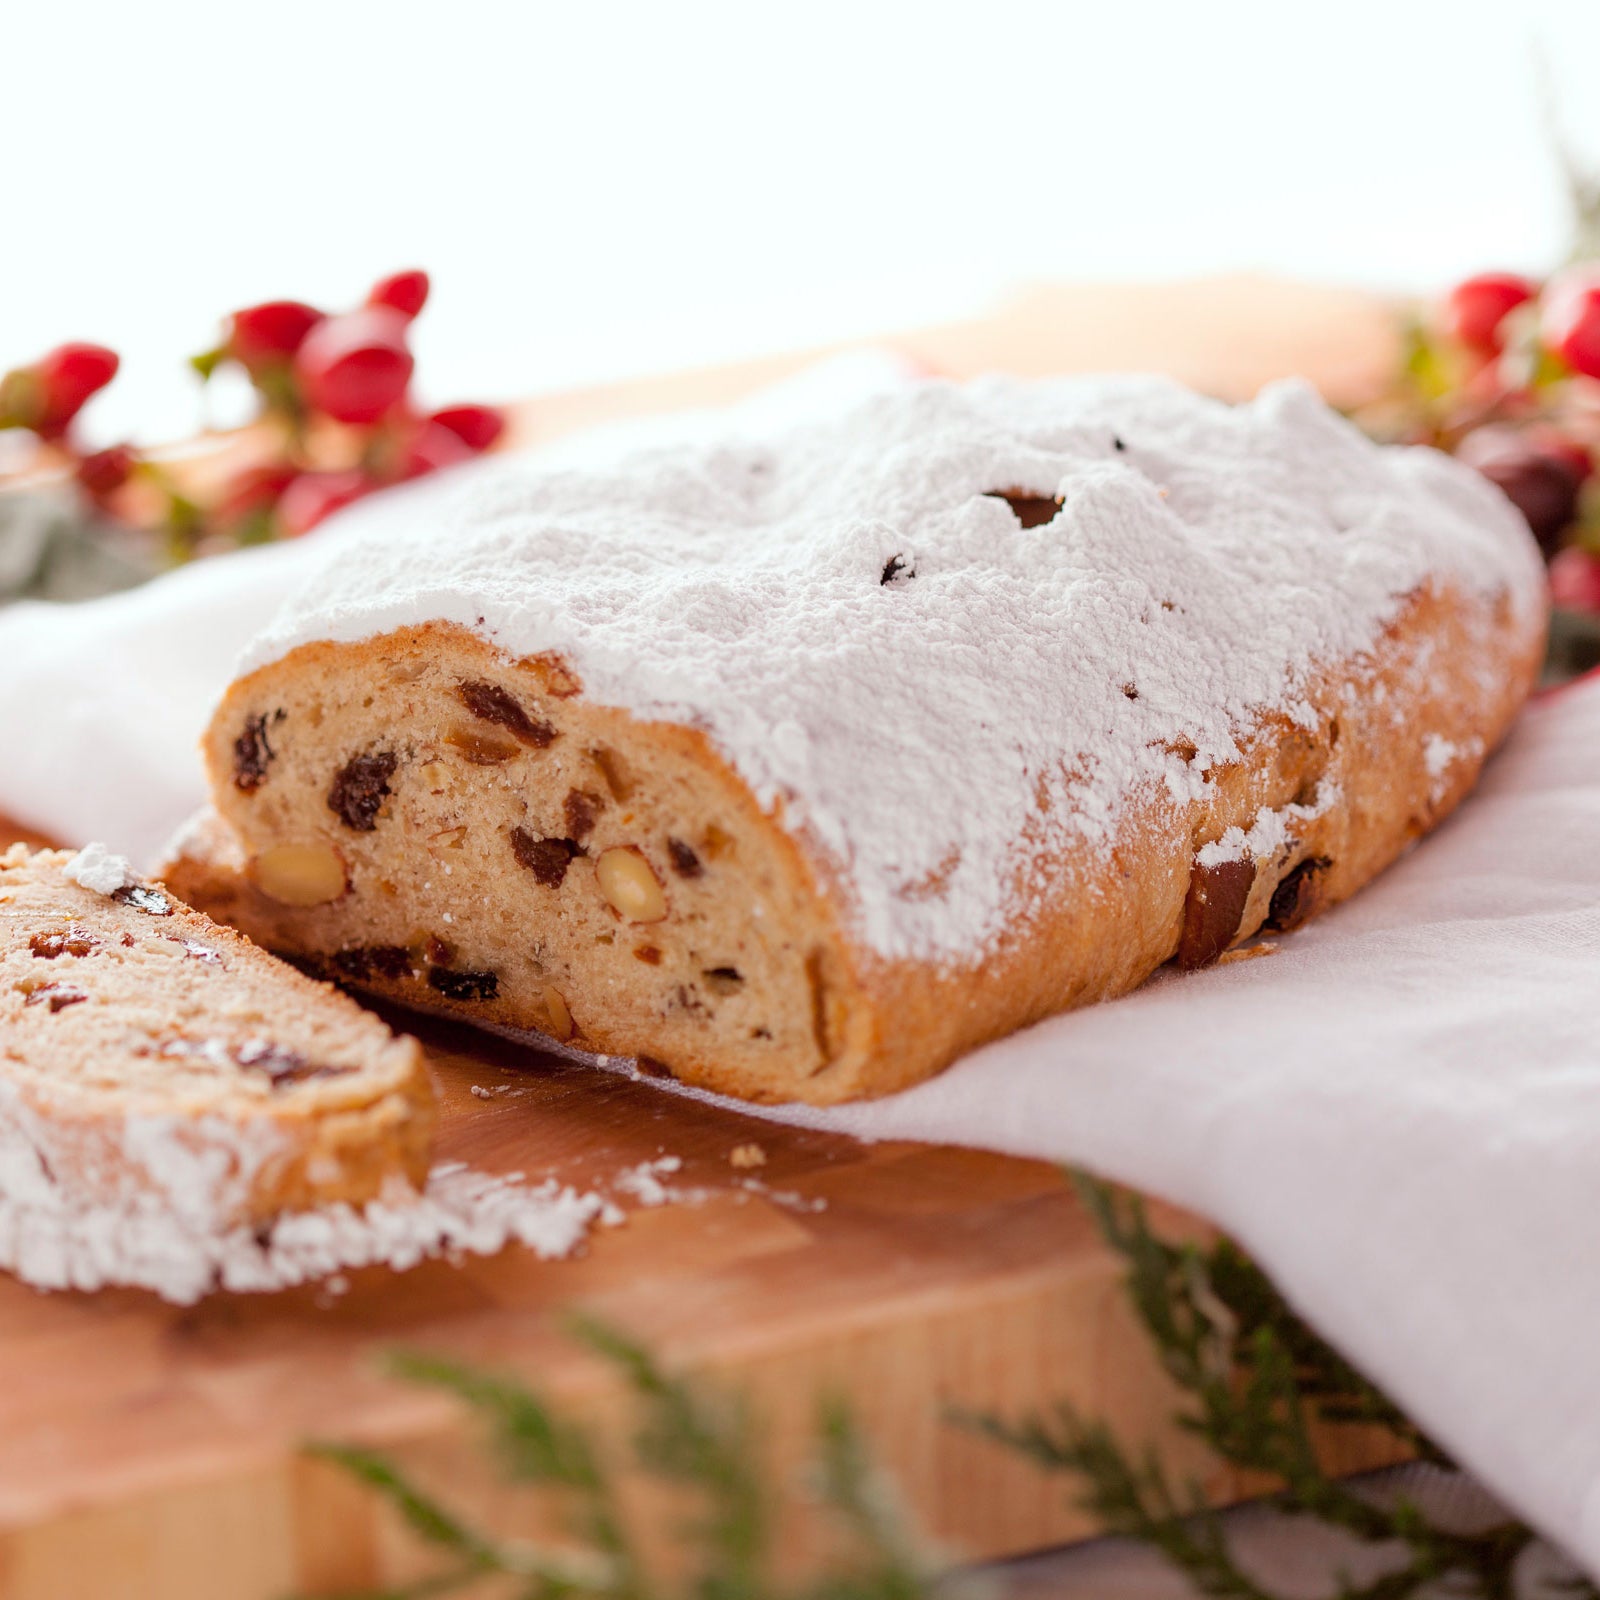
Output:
top-left (0, 281), bottom-right (1405, 1600)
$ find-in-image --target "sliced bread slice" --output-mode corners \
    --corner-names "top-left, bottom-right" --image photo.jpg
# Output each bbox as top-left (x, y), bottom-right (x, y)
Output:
top-left (0, 843), bottom-right (433, 1229)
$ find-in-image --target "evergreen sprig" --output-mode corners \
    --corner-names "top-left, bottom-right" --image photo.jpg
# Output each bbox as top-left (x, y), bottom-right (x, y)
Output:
top-left (300, 1316), bottom-right (953, 1600)
top-left (959, 1169), bottom-right (1592, 1600)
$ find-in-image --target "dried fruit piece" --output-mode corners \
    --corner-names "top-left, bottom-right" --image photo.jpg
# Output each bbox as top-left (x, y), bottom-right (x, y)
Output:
top-left (667, 837), bottom-right (703, 878)
top-left (455, 680), bottom-right (556, 748)
top-left (234, 1039), bottom-right (347, 1088)
top-left (328, 751), bottom-right (398, 832)
top-left (595, 847), bottom-right (667, 923)
top-left (510, 827), bottom-right (579, 888)
top-left (24, 983), bottom-right (88, 1012)
top-left (29, 926), bottom-right (99, 960)
top-left (255, 843), bottom-right (348, 907)
top-left (1264, 856), bottom-right (1331, 933)
top-left (233, 711), bottom-right (283, 793)
top-left (172, 938), bottom-right (223, 965)
top-left (112, 884), bottom-right (173, 917)
top-left (563, 789), bottom-right (603, 842)
top-left (1177, 856), bottom-right (1257, 970)
top-left (427, 966), bottom-right (499, 1001)
top-left (986, 489), bottom-right (1062, 528)
top-left (333, 945), bottom-right (414, 982)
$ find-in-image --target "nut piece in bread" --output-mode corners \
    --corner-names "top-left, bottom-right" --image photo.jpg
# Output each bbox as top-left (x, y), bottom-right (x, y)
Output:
top-left (0, 844), bottom-right (433, 1227)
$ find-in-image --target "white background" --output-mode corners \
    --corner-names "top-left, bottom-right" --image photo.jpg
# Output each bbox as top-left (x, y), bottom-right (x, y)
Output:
top-left (5, 0), bottom-right (1600, 445)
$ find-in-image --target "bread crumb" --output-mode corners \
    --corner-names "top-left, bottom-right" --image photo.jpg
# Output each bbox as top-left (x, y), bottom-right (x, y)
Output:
top-left (729, 1142), bottom-right (767, 1169)
top-left (1218, 942), bottom-right (1277, 964)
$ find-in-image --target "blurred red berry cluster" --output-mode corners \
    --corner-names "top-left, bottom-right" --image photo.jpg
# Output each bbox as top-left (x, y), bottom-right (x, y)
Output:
top-left (1363, 267), bottom-right (1600, 612)
top-left (0, 270), bottom-right (505, 561)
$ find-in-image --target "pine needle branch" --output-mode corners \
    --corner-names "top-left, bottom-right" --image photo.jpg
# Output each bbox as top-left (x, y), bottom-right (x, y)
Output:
top-left (384, 1349), bottom-right (639, 1594)
top-left (959, 1168), bottom-right (1582, 1600)
top-left (799, 1400), bottom-right (940, 1600)
top-left (304, 1445), bottom-right (504, 1574)
top-left (567, 1312), bottom-right (769, 1598)
top-left (304, 1317), bottom-right (942, 1600)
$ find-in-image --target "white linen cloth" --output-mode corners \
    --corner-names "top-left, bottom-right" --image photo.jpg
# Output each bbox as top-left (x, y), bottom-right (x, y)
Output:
top-left (0, 361), bottom-right (1597, 1573)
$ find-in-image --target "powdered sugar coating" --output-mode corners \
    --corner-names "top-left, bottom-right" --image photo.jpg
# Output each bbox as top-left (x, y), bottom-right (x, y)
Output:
top-left (240, 376), bottom-right (1544, 963)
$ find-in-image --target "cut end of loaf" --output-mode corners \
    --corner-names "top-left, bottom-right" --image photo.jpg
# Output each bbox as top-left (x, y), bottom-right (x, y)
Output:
top-left (185, 624), bottom-right (874, 1105)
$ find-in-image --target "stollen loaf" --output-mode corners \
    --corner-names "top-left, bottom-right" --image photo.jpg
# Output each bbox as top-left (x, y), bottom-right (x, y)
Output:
top-left (162, 376), bottom-right (1547, 1103)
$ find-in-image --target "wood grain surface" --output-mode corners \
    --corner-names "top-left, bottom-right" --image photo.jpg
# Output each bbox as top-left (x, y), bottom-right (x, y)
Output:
top-left (0, 281), bottom-right (1404, 1599)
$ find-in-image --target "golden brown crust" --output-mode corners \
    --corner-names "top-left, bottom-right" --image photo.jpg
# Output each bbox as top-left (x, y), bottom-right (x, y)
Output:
top-left (0, 845), bottom-right (435, 1223)
top-left (170, 578), bottom-right (1543, 1106)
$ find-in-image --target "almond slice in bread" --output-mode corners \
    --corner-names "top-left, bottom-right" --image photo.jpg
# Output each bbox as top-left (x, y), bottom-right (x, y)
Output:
top-left (0, 843), bottom-right (433, 1229)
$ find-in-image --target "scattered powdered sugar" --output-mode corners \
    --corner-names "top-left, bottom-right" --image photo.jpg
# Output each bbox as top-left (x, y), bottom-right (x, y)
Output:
top-left (603, 1153), bottom-right (826, 1217)
top-left (0, 1155), bottom-right (608, 1305)
top-left (734, 1176), bottom-right (827, 1214)
top-left (61, 841), bottom-right (135, 897)
top-left (612, 1155), bottom-right (683, 1207)
top-left (239, 376), bottom-right (1544, 964)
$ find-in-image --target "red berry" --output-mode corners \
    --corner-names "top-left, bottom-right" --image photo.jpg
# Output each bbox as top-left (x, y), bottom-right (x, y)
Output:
top-left (1526, 425), bottom-right (1593, 485)
top-left (0, 343), bottom-right (120, 439)
top-left (428, 403), bottom-right (505, 453)
top-left (293, 309), bottom-right (414, 425)
top-left (399, 418), bottom-right (478, 480)
top-left (367, 269), bottom-right (430, 322)
top-left (225, 301), bottom-right (325, 375)
top-left (1457, 425), bottom-right (1583, 553)
top-left (1443, 272), bottom-right (1538, 355)
top-left (211, 464), bottom-right (298, 537)
top-left (277, 469), bottom-right (374, 536)
top-left (1542, 271), bottom-right (1600, 380)
top-left (75, 444), bottom-right (138, 502)
top-left (1549, 546), bottom-right (1600, 611)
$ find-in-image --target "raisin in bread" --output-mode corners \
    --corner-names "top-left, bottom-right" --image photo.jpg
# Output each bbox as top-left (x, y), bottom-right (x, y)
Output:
top-left (0, 844), bottom-right (432, 1225)
top-left (164, 377), bottom-right (1546, 1105)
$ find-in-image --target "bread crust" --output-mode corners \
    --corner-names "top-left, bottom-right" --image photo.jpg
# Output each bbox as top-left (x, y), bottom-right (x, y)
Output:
top-left (169, 569), bottom-right (1543, 1106)
top-left (0, 846), bottom-right (435, 1224)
